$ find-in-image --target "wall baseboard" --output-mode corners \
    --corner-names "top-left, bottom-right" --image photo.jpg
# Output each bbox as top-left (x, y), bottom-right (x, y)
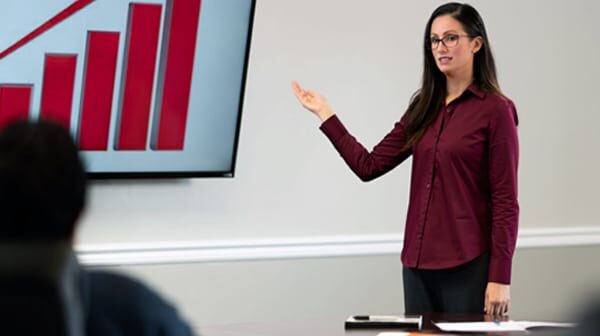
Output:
top-left (76, 227), bottom-right (600, 266)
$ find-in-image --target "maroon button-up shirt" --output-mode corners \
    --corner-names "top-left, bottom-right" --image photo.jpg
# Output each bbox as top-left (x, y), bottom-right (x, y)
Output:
top-left (320, 84), bottom-right (519, 284)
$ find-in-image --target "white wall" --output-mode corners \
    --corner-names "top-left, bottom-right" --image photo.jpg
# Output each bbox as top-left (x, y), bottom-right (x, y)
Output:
top-left (78, 0), bottom-right (600, 247)
top-left (77, 0), bottom-right (600, 328)
top-left (109, 245), bottom-right (600, 329)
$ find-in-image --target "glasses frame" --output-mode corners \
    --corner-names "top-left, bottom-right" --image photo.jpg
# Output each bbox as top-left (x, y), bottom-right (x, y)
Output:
top-left (429, 34), bottom-right (472, 50)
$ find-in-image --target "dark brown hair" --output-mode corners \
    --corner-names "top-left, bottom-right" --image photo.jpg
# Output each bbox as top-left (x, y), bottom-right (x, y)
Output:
top-left (403, 2), bottom-right (501, 150)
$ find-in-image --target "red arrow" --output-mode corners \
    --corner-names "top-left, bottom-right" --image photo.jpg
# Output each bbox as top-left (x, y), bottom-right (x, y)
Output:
top-left (0, 0), bottom-right (96, 60)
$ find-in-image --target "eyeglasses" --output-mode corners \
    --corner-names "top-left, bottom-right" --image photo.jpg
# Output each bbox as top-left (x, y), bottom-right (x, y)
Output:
top-left (429, 34), bottom-right (471, 50)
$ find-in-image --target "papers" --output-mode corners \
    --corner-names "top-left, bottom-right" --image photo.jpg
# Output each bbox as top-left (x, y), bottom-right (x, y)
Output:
top-left (433, 320), bottom-right (576, 332)
top-left (517, 321), bottom-right (577, 329)
top-left (434, 321), bottom-right (525, 332)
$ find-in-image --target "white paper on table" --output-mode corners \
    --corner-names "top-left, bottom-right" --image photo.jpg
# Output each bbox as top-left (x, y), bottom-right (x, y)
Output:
top-left (517, 321), bottom-right (576, 329)
top-left (434, 321), bottom-right (524, 332)
top-left (434, 320), bottom-right (576, 332)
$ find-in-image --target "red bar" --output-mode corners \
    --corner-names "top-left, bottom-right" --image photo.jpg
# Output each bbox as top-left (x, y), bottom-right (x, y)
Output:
top-left (115, 3), bottom-right (162, 150)
top-left (40, 54), bottom-right (77, 127)
top-left (0, 85), bottom-right (32, 128)
top-left (78, 31), bottom-right (120, 151)
top-left (152, 0), bottom-right (202, 150)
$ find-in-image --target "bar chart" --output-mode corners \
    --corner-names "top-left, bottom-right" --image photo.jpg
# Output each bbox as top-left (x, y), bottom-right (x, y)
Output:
top-left (0, 0), bottom-right (254, 176)
top-left (0, 0), bottom-right (201, 151)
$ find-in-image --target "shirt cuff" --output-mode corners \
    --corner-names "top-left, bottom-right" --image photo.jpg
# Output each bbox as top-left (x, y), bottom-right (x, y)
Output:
top-left (319, 115), bottom-right (347, 143)
top-left (488, 256), bottom-right (512, 285)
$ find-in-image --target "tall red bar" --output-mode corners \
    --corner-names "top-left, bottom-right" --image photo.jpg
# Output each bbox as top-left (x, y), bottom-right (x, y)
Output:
top-left (40, 54), bottom-right (77, 127)
top-left (152, 0), bottom-right (201, 150)
top-left (115, 3), bottom-right (162, 150)
top-left (0, 85), bottom-right (32, 128)
top-left (78, 31), bottom-right (120, 151)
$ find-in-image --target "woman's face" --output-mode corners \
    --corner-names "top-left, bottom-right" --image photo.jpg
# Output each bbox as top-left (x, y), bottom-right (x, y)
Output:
top-left (430, 15), bottom-right (481, 78)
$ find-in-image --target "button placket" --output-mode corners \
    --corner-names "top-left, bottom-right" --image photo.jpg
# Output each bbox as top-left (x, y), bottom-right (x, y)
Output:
top-left (415, 107), bottom-right (446, 266)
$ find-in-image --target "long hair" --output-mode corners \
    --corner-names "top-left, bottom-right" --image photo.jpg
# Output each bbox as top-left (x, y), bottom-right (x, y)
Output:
top-left (403, 2), bottom-right (501, 150)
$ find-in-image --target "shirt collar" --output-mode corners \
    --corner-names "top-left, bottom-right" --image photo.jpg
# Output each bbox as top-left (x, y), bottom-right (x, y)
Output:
top-left (465, 83), bottom-right (486, 99)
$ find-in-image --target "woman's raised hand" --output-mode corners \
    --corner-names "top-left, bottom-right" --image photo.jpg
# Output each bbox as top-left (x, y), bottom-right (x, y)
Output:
top-left (291, 80), bottom-right (334, 122)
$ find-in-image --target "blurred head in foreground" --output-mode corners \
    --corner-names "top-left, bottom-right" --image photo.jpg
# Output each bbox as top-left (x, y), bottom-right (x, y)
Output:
top-left (0, 120), bottom-right (86, 241)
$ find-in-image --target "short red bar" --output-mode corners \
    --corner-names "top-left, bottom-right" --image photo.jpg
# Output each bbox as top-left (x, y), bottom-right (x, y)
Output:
top-left (78, 31), bottom-right (120, 151)
top-left (40, 54), bottom-right (77, 127)
top-left (115, 3), bottom-right (162, 150)
top-left (152, 0), bottom-right (202, 150)
top-left (0, 85), bottom-right (32, 128)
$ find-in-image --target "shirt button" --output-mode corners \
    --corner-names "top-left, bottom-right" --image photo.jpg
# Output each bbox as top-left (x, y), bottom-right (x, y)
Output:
top-left (426, 183), bottom-right (431, 189)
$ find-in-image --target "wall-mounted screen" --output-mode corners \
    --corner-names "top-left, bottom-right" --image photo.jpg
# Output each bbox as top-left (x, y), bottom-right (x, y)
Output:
top-left (0, 0), bottom-right (255, 178)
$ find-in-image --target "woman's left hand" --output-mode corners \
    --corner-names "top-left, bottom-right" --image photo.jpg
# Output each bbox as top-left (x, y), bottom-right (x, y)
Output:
top-left (484, 282), bottom-right (510, 316)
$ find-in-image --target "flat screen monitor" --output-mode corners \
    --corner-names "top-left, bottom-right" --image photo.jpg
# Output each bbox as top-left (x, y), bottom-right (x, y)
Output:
top-left (0, 0), bottom-right (255, 178)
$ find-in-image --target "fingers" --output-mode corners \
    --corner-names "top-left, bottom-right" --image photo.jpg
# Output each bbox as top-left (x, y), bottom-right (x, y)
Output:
top-left (484, 282), bottom-right (510, 317)
top-left (484, 291), bottom-right (490, 314)
top-left (488, 303), bottom-right (498, 316)
top-left (291, 80), bottom-right (304, 97)
top-left (486, 300), bottom-right (509, 317)
top-left (498, 302), bottom-right (507, 316)
top-left (291, 80), bottom-right (312, 107)
top-left (493, 303), bottom-right (501, 316)
top-left (485, 292), bottom-right (508, 316)
top-left (502, 301), bottom-right (509, 315)
top-left (494, 303), bottom-right (502, 316)
top-left (290, 80), bottom-right (331, 120)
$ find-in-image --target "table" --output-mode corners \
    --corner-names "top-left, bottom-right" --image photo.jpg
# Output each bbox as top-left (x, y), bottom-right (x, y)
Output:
top-left (198, 314), bottom-right (568, 336)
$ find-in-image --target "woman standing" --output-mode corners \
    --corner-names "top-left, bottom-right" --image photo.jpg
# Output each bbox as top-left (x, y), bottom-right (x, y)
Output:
top-left (292, 2), bottom-right (518, 316)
